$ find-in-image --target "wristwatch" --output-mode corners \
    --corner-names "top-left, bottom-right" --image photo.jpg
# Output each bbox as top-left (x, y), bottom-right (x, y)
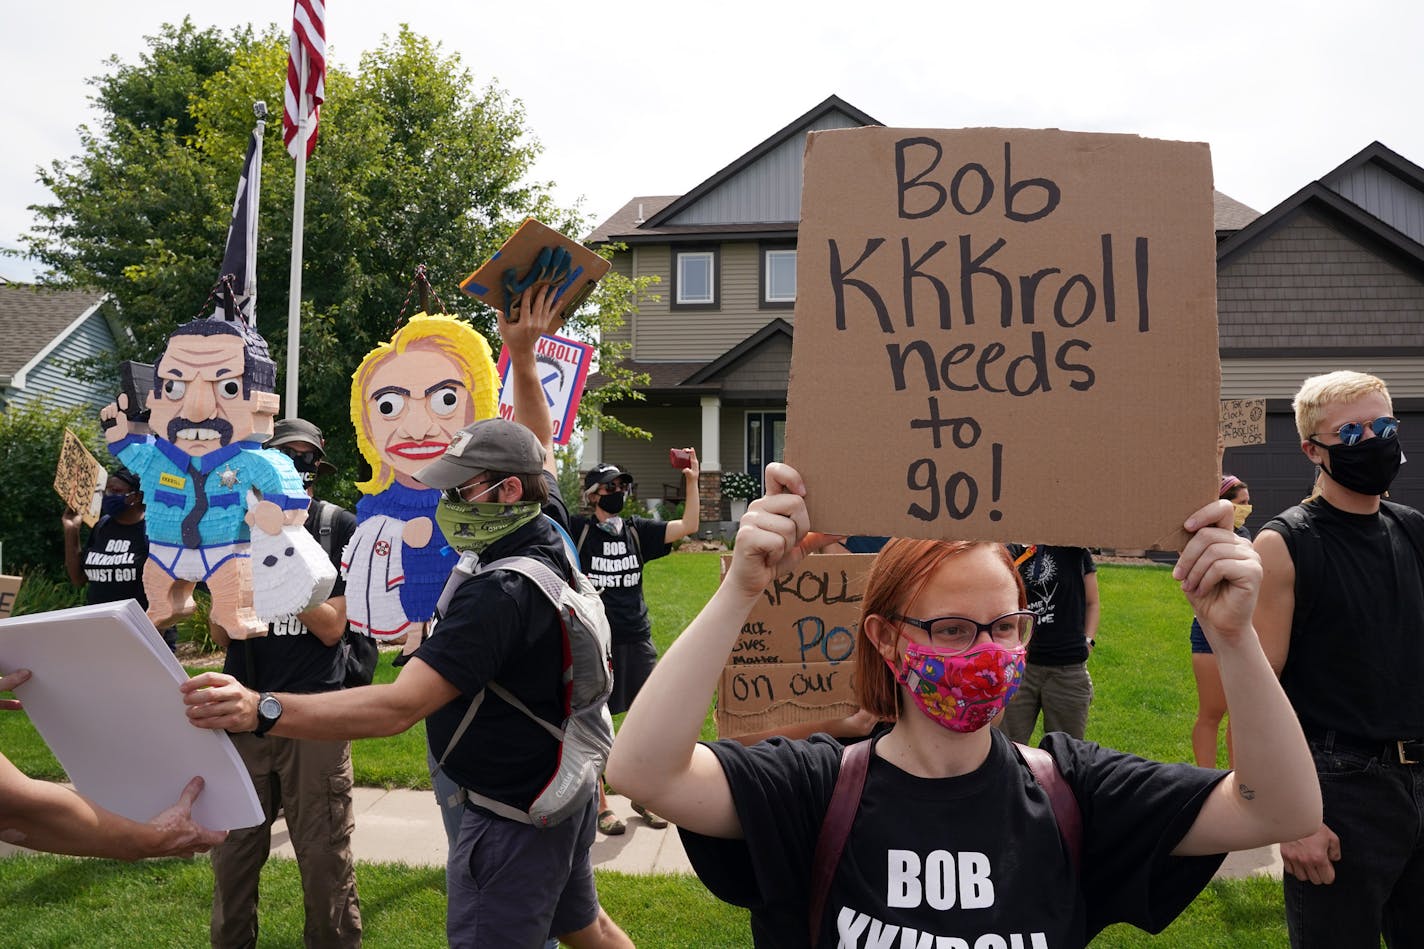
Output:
top-left (254, 692), bottom-right (283, 738)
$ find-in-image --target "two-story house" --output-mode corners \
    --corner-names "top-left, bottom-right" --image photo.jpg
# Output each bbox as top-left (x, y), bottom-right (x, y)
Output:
top-left (587, 97), bottom-right (1424, 533)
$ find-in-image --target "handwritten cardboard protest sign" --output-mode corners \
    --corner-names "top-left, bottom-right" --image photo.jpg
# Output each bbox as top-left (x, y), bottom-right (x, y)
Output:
top-left (0, 575), bottom-right (21, 618)
top-left (460, 218), bottom-right (611, 324)
top-left (785, 128), bottom-right (1219, 550)
top-left (54, 428), bottom-right (106, 527)
top-left (715, 553), bottom-right (874, 739)
top-left (495, 332), bottom-right (594, 445)
top-left (1220, 398), bottom-right (1266, 446)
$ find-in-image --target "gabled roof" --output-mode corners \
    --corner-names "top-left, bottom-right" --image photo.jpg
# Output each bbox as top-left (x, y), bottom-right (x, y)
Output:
top-left (683, 318), bottom-right (793, 385)
top-left (1216, 180), bottom-right (1424, 272)
top-left (645, 95), bottom-right (881, 230)
top-left (1319, 140), bottom-right (1424, 194)
top-left (0, 285), bottom-right (109, 382)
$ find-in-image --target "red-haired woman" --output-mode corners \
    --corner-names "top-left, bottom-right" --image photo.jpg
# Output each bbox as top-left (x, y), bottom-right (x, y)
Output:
top-left (607, 463), bottom-right (1318, 947)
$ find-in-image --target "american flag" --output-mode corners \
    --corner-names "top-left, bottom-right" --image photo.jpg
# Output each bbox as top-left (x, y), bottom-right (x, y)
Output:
top-left (283, 0), bottom-right (326, 160)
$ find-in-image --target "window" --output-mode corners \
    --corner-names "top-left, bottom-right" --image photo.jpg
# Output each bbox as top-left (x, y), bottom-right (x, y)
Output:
top-left (763, 249), bottom-right (797, 305)
top-left (673, 249), bottom-right (718, 307)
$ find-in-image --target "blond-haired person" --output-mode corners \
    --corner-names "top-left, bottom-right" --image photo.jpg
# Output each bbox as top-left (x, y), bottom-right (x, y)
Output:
top-left (1254, 370), bottom-right (1424, 948)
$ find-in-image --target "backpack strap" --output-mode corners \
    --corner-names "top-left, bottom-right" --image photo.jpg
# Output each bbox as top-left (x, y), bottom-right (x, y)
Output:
top-left (433, 554), bottom-right (571, 824)
top-left (808, 736), bottom-right (874, 944)
top-left (1014, 742), bottom-right (1083, 872)
top-left (311, 500), bottom-right (337, 559)
top-left (805, 736), bottom-right (1082, 943)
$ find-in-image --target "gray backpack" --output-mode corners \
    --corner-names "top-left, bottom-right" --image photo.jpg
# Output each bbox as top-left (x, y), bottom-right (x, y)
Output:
top-left (434, 547), bottom-right (615, 828)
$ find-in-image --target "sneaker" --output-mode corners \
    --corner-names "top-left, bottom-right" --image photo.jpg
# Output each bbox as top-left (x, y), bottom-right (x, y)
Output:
top-left (631, 802), bottom-right (668, 829)
top-left (597, 809), bottom-right (626, 836)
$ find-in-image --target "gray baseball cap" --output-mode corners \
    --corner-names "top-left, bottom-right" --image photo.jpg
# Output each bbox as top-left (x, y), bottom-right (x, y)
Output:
top-left (415, 418), bottom-right (546, 490)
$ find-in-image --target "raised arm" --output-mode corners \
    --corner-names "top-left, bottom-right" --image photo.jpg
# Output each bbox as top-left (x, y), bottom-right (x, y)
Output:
top-left (61, 509), bottom-right (86, 588)
top-left (664, 448), bottom-right (701, 543)
top-left (606, 462), bottom-right (827, 839)
top-left (1169, 501), bottom-right (1320, 856)
top-left (499, 283), bottom-right (561, 476)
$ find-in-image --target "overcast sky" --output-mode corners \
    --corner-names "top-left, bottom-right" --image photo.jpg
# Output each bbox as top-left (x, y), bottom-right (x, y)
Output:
top-left (3, 0), bottom-right (1420, 283)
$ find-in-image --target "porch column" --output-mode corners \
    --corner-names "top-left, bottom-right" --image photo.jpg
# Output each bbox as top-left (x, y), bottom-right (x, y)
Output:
top-left (699, 396), bottom-right (722, 472)
top-left (579, 422), bottom-right (602, 471)
top-left (700, 396), bottom-right (722, 529)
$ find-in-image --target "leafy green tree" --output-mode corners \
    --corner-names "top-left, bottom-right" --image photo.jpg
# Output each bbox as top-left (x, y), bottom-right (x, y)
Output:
top-left (0, 402), bottom-right (106, 578)
top-left (20, 20), bottom-right (647, 506)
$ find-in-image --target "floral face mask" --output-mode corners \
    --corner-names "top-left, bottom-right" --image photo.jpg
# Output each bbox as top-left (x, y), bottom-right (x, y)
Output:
top-left (885, 640), bottom-right (1026, 733)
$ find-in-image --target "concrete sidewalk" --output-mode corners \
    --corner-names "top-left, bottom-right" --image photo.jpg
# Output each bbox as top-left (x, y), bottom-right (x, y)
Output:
top-left (2, 784), bottom-right (1283, 881)
top-left (331, 787), bottom-right (1284, 881)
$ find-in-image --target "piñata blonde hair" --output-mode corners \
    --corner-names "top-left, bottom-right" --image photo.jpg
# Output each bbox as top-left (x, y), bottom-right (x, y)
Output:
top-left (350, 312), bottom-right (499, 494)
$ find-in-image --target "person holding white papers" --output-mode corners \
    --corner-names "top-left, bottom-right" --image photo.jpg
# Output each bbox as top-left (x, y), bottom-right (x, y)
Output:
top-left (0, 668), bottom-right (224, 860)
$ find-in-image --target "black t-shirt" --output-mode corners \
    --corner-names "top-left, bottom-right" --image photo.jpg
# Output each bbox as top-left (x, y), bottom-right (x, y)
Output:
top-left (681, 728), bottom-right (1226, 948)
top-left (1261, 498), bottom-right (1424, 739)
top-left (81, 516), bottom-right (149, 607)
top-left (1009, 545), bottom-right (1096, 666)
top-left (223, 499), bottom-right (355, 694)
top-left (416, 471), bottom-right (574, 811)
top-left (568, 514), bottom-right (672, 643)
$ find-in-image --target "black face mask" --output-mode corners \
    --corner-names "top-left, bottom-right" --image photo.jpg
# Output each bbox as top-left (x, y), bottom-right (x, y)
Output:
top-left (597, 491), bottom-right (626, 515)
top-left (1313, 434), bottom-right (1404, 497)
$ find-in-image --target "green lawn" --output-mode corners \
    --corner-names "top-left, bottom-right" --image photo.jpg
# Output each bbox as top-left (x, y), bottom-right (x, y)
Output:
top-left (0, 555), bottom-right (1288, 945)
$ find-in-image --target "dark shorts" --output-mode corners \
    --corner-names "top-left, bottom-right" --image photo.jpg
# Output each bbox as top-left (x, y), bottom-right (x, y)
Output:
top-left (1190, 619), bottom-right (1213, 654)
top-left (445, 793), bottom-right (599, 948)
top-left (609, 638), bottom-right (659, 715)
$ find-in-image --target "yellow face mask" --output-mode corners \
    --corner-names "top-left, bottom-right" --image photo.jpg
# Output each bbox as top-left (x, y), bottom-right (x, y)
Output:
top-left (1232, 503), bottom-right (1253, 530)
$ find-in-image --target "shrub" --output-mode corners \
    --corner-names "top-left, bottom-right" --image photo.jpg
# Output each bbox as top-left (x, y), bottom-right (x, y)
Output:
top-left (720, 471), bottom-right (760, 501)
top-left (0, 401), bottom-right (107, 578)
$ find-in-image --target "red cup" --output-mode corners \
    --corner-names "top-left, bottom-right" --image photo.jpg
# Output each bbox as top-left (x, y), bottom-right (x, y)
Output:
top-left (669, 448), bottom-right (692, 470)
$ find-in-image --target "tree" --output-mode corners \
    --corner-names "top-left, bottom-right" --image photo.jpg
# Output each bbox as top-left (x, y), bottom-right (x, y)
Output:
top-left (0, 402), bottom-right (105, 578)
top-left (19, 20), bottom-right (645, 505)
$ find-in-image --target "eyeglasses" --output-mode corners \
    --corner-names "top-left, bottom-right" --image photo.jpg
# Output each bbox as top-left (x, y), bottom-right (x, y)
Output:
top-left (1311, 416), bottom-right (1399, 447)
top-left (443, 476), bottom-right (503, 503)
top-left (887, 611), bottom-right (1036, 654)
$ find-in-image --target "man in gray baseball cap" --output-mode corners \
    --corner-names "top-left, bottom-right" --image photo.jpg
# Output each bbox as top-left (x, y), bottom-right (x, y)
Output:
top-left (414, 418), bottom-right (547, 492)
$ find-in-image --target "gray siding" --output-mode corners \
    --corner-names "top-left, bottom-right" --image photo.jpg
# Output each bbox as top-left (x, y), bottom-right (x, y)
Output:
top-left (604, 252), bottom-right (635, 346)
top-left (6, 311), bottom-right (117, 412)
top-left (632, 243), bottom-right (794, 361)
top-left (718, 334), bottom-right (792, 397)
top-left (1222, 355), bottom-right (1424, 399)
top-left (666, 111), bottom-right (866, 226)
top-left (597, 404), bottom-right (702, 501)
top-left (1218, 209), bottom-right (1424, 350)
top-left (1331, 163), bottom-right (1424, 244)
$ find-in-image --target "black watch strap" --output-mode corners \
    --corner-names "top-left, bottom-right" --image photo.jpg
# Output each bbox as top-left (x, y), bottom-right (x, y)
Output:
top-left (254, 692), bottom-right (282, 737)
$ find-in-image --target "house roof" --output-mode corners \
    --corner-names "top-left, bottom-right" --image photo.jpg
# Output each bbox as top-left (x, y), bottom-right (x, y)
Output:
top-left (1213, 190), bottom-right (1260, 232)
top-left (1319, 140), bottom-right (1424, 194)
top-left (0, 285), bottom-right (108, 381)
top-left (683, 318), bottom-right (793, 385)
top-left (1216, 180), bottom-right (1424, 272)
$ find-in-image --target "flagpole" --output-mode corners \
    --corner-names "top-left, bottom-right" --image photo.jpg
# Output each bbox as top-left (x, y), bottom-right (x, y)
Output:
top-left (285, 57), bottom-right (310, 420)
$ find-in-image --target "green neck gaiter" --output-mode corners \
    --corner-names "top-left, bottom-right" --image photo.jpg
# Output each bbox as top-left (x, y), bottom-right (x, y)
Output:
top-left (434, 498), bottom-right (541, 553)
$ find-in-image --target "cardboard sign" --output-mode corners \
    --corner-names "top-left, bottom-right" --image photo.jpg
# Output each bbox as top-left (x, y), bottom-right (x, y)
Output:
top-left (460, 218), bottom-right (611, 323)
top-left (54, 428), bottom-right (106, 527)
top-left (715, 553), bottom-right (874, 738)
top-left (495, 332), bottom-right (594, 445)
top-left (784, 128), bottom-right (1219, 551)
top-left (0, 575), bottom-right (21, 619)
top-left (1220, 398), bottom-right (1267, 446)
